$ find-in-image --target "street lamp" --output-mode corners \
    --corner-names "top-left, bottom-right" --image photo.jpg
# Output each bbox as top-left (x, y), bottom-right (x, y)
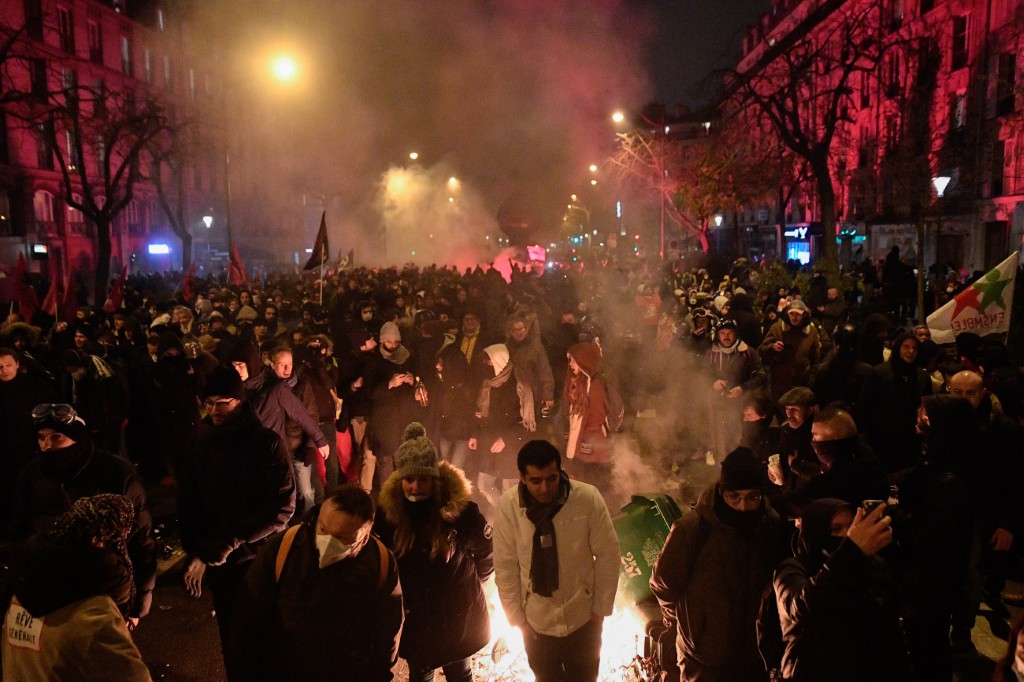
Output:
top-left (202, 215), bottom-right (213, 229)
top-left (613, 108), bottom-right (669, 259)
top-left (222, 52), bottom-right (302, 248)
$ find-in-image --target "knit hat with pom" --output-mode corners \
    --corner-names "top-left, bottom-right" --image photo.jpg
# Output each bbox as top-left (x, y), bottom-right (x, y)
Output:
top-left (394, 422), bottom-right (439, 478)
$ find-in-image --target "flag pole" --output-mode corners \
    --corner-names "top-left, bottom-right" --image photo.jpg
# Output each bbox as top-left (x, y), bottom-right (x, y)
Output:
top-left (319, 247), bottom-right (325, 306)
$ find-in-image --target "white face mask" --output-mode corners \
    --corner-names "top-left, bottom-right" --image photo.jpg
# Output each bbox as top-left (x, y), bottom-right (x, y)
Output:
top-left (315, 532), bottom-right (357, 569)
top-left (405, 494), bottom-right (430, 503)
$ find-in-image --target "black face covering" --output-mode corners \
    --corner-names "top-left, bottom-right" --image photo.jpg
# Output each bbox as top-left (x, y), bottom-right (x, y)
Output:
top-left (811, 435), bottom-right (859, 469)
top-left (714, 489), bottom-right (762, 532)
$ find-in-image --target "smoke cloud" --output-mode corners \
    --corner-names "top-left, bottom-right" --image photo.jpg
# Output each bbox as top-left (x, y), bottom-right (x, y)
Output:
top-left (190, 0), bottom-right (653, 264)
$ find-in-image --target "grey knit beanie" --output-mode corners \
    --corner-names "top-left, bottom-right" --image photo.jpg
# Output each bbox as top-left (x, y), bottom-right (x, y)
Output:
top-left (394, 423), bottom-right (439, 478)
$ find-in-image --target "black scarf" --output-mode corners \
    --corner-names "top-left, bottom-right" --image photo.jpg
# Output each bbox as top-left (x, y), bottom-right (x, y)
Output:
top-left (519, 471), bottom-right (571, 597)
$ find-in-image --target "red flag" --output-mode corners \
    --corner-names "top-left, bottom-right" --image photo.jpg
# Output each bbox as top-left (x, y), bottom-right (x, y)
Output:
top-left (181, 262), bottom-right (197, 302)
top-left (228, 244), bottom-right (248, 285)
top-left (303, 212), bottom-right (329, 271)
top-left (14, 253), bottom-right (38, 320)
top-left (102, 266), bottom-right (128, 313)
top-left (40, 255), bottom-right (61, 317)
top-left (61, 266), bottom-right (78, 323)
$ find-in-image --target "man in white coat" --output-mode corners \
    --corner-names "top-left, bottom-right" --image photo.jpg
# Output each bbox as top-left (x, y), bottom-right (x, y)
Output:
top-left (493, 439), bottom-right (620, 681)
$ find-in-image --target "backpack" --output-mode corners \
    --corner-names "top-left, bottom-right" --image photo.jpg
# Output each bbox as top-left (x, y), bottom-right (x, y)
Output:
top-left (274, 524), bottom-right (390, 589)
top-left (603, 378), bottom-right (625, 432)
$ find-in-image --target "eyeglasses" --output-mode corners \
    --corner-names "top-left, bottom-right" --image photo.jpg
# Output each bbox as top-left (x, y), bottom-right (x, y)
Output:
top-left (723, 491), bottom-right (763, 505)
top-left (203, 398), bottom-right (238, 410)
top-left (31, 403), bottom-right (78, 424)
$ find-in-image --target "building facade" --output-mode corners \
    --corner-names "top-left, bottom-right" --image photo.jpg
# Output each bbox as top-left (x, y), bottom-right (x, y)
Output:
top-left (0, 0), bottom-right (220, 290)
top-left (733, 0), bottom-right (1024, 272)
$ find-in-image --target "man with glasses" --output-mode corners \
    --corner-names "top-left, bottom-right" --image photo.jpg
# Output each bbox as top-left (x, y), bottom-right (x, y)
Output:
top-left (651, 447), bottom-right (785, 681)
top-left (9, 403), bottom-right (156, 625)
top-left (177, 366), bottom-right (295, 680)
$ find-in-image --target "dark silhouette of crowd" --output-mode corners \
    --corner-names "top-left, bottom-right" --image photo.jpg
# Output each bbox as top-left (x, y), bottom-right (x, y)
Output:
top-left (1, 251), bottom-right (1023, 681)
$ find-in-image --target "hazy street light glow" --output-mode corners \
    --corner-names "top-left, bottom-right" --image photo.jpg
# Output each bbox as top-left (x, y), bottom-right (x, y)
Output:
top-left (409, 152), bottom-right (419, 160)
top-left (612, 111), bottom-right (625, 123)
top-left (589, 164), bottom-right (598, 172)
top-left (271, 55), bottom-right (299, 81)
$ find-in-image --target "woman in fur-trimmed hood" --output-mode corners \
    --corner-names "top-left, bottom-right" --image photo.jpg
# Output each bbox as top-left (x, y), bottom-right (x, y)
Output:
top-left (374, 423), bottom-right (494, 681)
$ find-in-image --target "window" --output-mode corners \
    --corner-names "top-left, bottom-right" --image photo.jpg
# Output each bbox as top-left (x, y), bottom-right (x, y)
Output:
top-left (144, 48), bottom-right (152, 84)
top-left (0, 189), bottom-right (13, 236)
top-left (992, 139), bottom-right (1006, 196)
top-left (61, 67), bottom-right (78, 112)
top-left (996, 53), bottom-right (1016, 116)
top-left (68, 194), bottom-right (85, 227)
top-left (0, 114), bottom-right (8, 165)
top-left (58, 7), bottom-right (75, 53)
top-left (37, 122), bottom-right (54, 170)
top-left (953, 92), bottom-right (966, 129)
top-left (33, 190), bottom-right (55, 223)
top-left (65, 130), bottom-right (79, 169)
top-left (23, 0), bottom-right (43, 40)
top-left (157, 9), bottom-right (165, 30)
top-left (121, 35), bottom-right (133, 76)
top-left (87, 21), bottom-right (102, 64)
top-left (951, 16), bottom-right (969, 71)
top-left (885, 52), bottom-right (902, 98)
top-left (92, 80), bottom-right (106, 119)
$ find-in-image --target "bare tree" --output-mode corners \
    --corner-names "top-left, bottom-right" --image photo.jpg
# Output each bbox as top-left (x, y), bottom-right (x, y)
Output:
top-left (148, 112), bottom-right (209, 270)
top-left (730, 1), bottom-right (905, 267)
top-left (22, 81), bottom-right (167, 303)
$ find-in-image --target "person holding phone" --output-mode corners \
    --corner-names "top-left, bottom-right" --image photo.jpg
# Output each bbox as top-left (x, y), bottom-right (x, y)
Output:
top-left (769, 498), bottom-right (908, 681)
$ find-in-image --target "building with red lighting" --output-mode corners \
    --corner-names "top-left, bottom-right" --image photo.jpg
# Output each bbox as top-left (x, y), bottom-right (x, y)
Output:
top-left (728, 0), bottom-right (1024, 272)
top-left (0, 0), bottom-right (220, 290)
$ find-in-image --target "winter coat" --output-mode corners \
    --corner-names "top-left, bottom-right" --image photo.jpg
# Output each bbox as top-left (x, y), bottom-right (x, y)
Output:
top-left (506, 334), bottom-right (555, 405)
top-left (759, 319), bottom-right (821, 401)
top-left (366, 348), bottom-right (423, 459)
top-left (230, 518), bottom-right (403, 682)
top-left (2, 596), bottom-right (151, 682)
top-left (493, 479), bottom-right (619, 638)
top-left (706, 341), bottom-right (765, 394)
top-left (244, 370), bottom-right (327, 457)
top-left (858, 340), bottom-right (931, 471)
top-left (771, 499), bottom-right (906, 681)
top-left (2, 536), bottom-right (150, 681)
top-left (650, 485), bottom-right (785, 681)
top-left (375, 462), bottom-right (493, 667)
top-left (0, 370), bottom-right (59, 530)
top-left (177, 403), bottom-right (296, 566)
top-left (564, 341), bottom-right (613, 462)
top-left (10, 442), bottom-right (157, 618)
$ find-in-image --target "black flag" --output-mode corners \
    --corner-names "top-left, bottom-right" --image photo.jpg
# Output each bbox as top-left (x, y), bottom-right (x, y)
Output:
top-left (304, 212), bottom-right (329, 270)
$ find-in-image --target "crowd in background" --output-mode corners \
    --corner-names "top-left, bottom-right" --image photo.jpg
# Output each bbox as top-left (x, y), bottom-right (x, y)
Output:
top-left (2, 251), bottom-right (1024, 680)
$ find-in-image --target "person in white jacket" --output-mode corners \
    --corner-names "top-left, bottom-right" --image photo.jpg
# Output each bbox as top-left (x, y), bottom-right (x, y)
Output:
top-left (493, 439), bottom-right (620, 681)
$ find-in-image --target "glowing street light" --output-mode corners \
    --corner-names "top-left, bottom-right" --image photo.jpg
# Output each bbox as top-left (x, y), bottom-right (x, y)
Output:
top-left (590, 179), bottom-right (597, 186)
top-left (409, 152), bottom-right (419, 161)
top-left (612, 111), bottom-right (625, 124)
top-left (932, 175), bottom-right (951, 197)
top-left (589, 164), bottom-right (598, 173)
top-left (270, 54), bottom-right (299, 82)
top-left (714, 214), bottom-right (723, 228)
top-left (448, 176), bottom-right (459, 188)
top-left (202, 215), bottom-right (213, 229)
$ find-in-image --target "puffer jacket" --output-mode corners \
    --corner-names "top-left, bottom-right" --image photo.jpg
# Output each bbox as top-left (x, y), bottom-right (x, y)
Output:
top-left (650, 485), bottom-right (784, 681)
top-left (374, 462), bottom-right (493, 667)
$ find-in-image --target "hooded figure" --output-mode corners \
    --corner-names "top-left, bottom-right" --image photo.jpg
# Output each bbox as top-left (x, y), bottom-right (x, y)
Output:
top-left (770, 498), bottom-right (907, 681)
top-left (2, 494), bottom-right (152, 681)
top-left (858, 331), bottom-right (931, 471)
top-left (374, 423), bottom-right (493, 680)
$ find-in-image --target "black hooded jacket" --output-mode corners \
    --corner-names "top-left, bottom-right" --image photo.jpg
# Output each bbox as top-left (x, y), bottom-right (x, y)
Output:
top-left (177, 402), bottom-right (296, 566)
top-left (771, 499), bottom-right (907, 681)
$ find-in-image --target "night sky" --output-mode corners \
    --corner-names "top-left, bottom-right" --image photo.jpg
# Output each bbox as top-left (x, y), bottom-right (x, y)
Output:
top-left (638, 0), bottom-right (769, 110)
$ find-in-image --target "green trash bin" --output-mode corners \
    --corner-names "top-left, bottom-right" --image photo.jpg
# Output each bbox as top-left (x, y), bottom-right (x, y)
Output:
top-left (613, 493), bottom-right (683, 604)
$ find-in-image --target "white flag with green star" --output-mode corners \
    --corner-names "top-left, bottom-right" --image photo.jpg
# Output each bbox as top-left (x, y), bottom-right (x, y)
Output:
top-left (927, 251), bottom-right (1019, 343)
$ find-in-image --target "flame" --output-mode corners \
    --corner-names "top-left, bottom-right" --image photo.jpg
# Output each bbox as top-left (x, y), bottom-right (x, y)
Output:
top-left (474, 581), bottom-right (651, 681)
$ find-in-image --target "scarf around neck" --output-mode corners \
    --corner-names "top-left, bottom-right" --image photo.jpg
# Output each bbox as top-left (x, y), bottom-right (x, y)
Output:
top-left (477, 361), bottom-right (536, 432)
top-left (519, 471), bottom-right (571, 597)
top-left (380, 343), bottom-right (410, 365)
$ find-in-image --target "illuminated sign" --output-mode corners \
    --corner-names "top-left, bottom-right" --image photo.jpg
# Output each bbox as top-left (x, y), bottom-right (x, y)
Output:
top-left (784, 227), bottom-right (809, 239)
top-left (32, 244), bottom-right (48, 254)
top-left (148, 244), bottom-right (170, 255)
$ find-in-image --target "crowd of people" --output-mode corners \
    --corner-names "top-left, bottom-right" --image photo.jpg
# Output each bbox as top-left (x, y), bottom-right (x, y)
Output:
top-left (0, 251), bottom-right (1023, 681)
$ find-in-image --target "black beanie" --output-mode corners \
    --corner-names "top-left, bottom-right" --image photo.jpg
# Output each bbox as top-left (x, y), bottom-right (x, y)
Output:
top-left (200, 366), bottom-right (245, 401)
top-left (719, 447), bottom-right (765, 491)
